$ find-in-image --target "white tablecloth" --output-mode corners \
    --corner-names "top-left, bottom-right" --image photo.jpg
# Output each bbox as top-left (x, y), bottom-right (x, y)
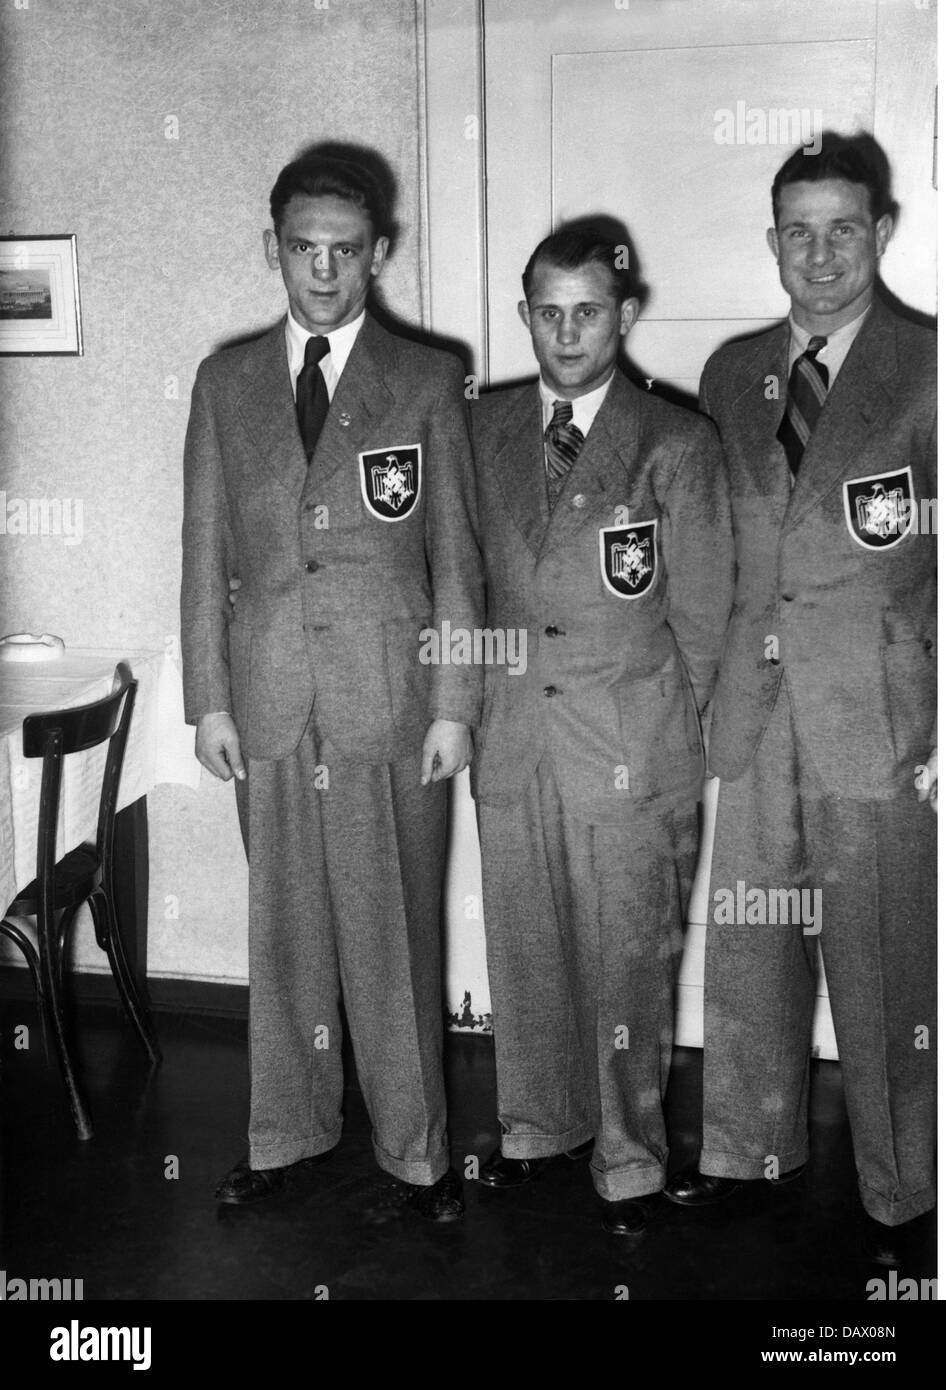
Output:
top-left (0, 647), bottom-right (200, 910)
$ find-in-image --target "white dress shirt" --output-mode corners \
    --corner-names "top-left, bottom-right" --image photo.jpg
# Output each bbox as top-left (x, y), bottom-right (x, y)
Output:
top-left (787, 302), bottom-right (871, 388)
top-left (285, 308), bottom-right (365, 402)
top-left (538, 373), bottom-right (614, 437)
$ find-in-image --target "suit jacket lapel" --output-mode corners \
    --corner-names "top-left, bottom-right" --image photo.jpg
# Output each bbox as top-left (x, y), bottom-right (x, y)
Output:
top-left (306, 313), bottom-right (397, 490)
top-left (236, 320), bottom-right (308, 496)
top-left (785, 300), bottom-right (898, 530)
top-left (539, 372), bottom-right (641, 555)
top-left (485, 385), bottom-right (550, 556)
top-left (729, 323), bottom-right (792, 515)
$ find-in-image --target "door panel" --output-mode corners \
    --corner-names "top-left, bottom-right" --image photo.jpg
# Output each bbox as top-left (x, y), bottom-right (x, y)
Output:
top-left (484, 0), bottom-right (933, 391)
top-left (551, 40), bottom-right (875, 392)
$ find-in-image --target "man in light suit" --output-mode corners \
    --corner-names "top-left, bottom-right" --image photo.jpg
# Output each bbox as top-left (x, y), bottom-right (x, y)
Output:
top-left (180, 149), bottom-right (483, 1220)
top-left (664, 134), bottom-right (936, 1267)
top-left (471, 224), bottom-right (734, 1235)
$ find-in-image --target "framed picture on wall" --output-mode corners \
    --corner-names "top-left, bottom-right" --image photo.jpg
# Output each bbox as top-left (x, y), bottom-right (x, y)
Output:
top-left (0, 235), bottom-right (83, 356)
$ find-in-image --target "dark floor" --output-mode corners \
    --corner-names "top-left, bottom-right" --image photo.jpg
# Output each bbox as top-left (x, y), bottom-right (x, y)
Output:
top-left (0, 1000), bottom-right (936, 1303)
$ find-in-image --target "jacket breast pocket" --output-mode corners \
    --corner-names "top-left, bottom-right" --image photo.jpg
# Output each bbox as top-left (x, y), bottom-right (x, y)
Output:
top-left (882, 635), bottom-right (936, 767)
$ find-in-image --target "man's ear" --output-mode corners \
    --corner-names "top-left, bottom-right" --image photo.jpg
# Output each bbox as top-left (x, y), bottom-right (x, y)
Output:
top-left (766, 227), bottom-right (779, 261)
top-left (370, 236), bottom-right (390, 276)
top-left (263, 228), bottom-right (280, 269)
top-left (874, 213), bottom-right (894, 259)
top-left (517, 300), bottom-right (531, 330)
top-left (619, 298), bottom-right (640, 335)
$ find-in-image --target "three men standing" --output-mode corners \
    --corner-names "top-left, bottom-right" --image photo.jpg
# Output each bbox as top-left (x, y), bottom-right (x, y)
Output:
top-left (470, 227), bottom-right (734, 1234)
top-left (665, 134), bottom-right (936, 1267)
top-left (181, 150), bottom-right (482, 1220)
top-left (182, 134), bottom-right (934, 1258)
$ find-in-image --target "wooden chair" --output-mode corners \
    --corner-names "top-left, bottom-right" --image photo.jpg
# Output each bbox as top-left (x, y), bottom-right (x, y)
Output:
top-left (0, 661), bottom-right (161, 1138)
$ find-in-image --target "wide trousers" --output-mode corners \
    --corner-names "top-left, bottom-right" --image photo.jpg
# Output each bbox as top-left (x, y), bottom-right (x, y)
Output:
top-left (234, 714), bottom-right (450, 1184)
top-left (477, 757), bottom-right (698, 1201)
top-left (701, 684), bottom-right (936, 1225)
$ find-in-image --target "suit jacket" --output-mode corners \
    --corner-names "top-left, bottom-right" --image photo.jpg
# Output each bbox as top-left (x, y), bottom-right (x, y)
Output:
top-left (702, 297), bottom-right (936, 799)
top-left (180, 312), bottom-right (483, 761)
top-left (470, 370), bottom-right (734, 821)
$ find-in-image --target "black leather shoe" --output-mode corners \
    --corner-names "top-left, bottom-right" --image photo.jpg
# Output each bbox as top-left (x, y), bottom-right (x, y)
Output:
top-left (215, 1157), bottom-right (286, 1204)
top-left (663, 1169), bottom-right (742, 1206)
top-left (862, 1212), bottom-right (933, 1268)
top-left (478, 1149), bottom-right (552, 1188)
top-left (864, 1216), bottom-right (903, 1268)
top-left (215, 1150), bottom-right (333, 1204)
top-left (407, 1166), bottom-right (465, 1222)
top-left (764, 1163), bottom-right (806, 1188)
top-left (663, 1163), bottom-right (805, 1206)
top-left (601, 1198), bottom-right (651, 1236)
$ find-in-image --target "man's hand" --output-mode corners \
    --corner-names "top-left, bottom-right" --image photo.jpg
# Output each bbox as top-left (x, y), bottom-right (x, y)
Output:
top-left (914, 748), bottom-right (937, 813)
top-left (420, 719), bottom-right (472, 785)
top-left (196, 711), bottom-right (247, 782)
top-left (228, 576), bottom-right (241, 610)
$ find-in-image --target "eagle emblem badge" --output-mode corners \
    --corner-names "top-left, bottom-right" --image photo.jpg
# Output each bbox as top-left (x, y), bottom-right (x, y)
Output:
top-left (843, 467), bottom-right (914, 550)
top-left (599, 521), bottom-right (658, 599)
top-left (359, 444), bottom-right (422, 521)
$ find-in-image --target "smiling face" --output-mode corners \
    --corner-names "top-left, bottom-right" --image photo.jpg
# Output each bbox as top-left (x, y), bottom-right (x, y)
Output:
top-left (767, 178), bottom-right (892, 335)
top-left (518, 259), bottom-right (638, 400)
top-left (263, 193), bottom-right (388, 335)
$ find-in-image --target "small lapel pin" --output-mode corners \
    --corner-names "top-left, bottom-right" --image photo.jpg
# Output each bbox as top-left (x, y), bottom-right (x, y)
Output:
top-left (338, 411), bottom-right (352, 428)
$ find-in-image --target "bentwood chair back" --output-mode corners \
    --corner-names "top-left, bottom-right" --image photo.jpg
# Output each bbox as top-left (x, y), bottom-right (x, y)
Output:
top-left (0, 661), bottom-right (161, 1139)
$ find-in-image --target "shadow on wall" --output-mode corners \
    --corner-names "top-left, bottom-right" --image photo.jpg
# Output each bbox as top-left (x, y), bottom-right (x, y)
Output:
top-left (492, 210), bottom-right (701, 412)
top-left (211, 137), bottom-right (477, 373)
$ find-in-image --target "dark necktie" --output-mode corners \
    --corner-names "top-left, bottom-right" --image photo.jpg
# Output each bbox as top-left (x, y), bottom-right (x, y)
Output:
top-left (545, 398), bottom-right (585, 502)
top-left (296, 335), bottom-right (331, 462)
top-left (776, 335), bottom-right (829, 476)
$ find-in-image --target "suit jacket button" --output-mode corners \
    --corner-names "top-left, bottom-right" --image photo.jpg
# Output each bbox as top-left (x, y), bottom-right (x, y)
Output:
top-left (545, 625), bottom-right (561, 637)
top-left (571, 494), bottom-right (587, 508)
top-left (781, 593), bottom-right (794, 602)
top-left (544, 684), bottom-right (558, 697)
top-left (305, 560), bottom-right (319, 573)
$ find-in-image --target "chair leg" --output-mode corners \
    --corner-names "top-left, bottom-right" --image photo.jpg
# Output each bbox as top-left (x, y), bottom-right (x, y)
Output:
top-left (35, 906), bottom-right (93, 1141)
top-left (90, 890), bottom-right (162, 1065)
top-left (56, 903), bottom-right (81, 996)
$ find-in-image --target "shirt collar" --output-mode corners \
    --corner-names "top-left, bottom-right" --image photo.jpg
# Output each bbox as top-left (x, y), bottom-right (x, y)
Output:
top-left (285, 308), bottom-right (365, 378)
top-left (788, 302), bottom-right (871, 375)
top-left (538, 372), bottom-right (614, 435)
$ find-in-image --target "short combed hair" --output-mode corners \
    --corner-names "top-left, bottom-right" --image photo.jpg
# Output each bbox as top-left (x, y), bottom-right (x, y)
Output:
top-left (771, 131), bottom-right (898, 225)
top-left (522, 224), bottom-right (639, 303)
top-left (270, 152), bottom-right (390, 240)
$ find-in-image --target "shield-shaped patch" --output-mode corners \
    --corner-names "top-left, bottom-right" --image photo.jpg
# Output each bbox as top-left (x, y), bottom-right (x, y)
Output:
top-left (359, 444), bottom-right (422, 521)
top-left (843, 466), bottom-right (914, 551)
top-left (599, 520), bottom-right (658, 599)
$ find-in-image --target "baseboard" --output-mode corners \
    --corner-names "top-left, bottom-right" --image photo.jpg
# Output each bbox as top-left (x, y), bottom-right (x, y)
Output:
top-left (0, 966), bottom-right (249, 1020)
top-left (0, 968), bottom-right (493, 1033)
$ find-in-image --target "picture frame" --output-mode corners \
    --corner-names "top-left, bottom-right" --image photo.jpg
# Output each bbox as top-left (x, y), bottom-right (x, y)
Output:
top-left (0, 234), bottom-right (83, 356)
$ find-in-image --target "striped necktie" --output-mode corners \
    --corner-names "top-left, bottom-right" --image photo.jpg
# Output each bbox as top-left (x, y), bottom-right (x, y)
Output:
top-left (545, 398), bottom-right (584, 502)
top-left (776, 335), bottom-right (829, 476)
